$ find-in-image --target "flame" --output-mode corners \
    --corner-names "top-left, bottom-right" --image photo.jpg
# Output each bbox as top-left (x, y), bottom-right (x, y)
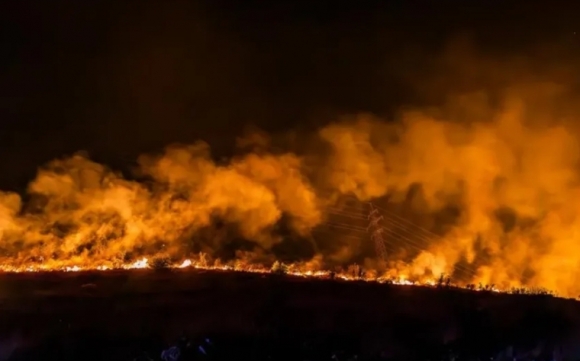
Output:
top-left (178, 259), bottom-right (192, 268)
top-left (1, 81), bottom-right (580, 299)
top-left (0, 255), bottom-right (532, 296)
top-left (125, 258), bottom-right (149, 269)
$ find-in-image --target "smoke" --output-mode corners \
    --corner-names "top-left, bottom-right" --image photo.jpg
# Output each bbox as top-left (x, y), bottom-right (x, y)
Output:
top-left (2, 40), bottom-right (580, 296)
top-left (0, 141), bottom-right (324, 267)
top-left (318, 95), bottom-right (580, 296)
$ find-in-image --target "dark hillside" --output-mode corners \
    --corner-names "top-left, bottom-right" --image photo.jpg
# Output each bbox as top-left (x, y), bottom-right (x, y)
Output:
top-left (1, 270), bottom-right (579, 360)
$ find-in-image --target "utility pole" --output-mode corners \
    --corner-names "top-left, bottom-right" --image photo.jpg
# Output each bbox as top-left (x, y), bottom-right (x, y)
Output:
top-left (368, 203), bottom-right (387, 262)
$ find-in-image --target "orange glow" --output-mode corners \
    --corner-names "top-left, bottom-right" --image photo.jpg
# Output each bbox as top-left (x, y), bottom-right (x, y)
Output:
top-left (1, 84), bottom-right (580, 299)
top-left (0, 255), bottom-right (527, 296)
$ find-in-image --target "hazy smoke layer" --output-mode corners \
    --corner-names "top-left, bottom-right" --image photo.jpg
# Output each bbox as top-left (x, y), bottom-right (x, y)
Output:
top-left (2, 42), bottom-right (580, 296)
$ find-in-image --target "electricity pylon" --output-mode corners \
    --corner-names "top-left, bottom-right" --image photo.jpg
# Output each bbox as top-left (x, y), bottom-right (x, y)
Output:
top-left (368, 203), bottom-right (387, 262)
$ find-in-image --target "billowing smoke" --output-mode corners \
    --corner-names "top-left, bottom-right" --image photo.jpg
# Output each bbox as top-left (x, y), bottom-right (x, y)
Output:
top-left (1, 143), bottom-right (322, 267)
top-left (317, 95), bottom-right (580, 296)
top-left (2, 41), bottom-right (580, 297)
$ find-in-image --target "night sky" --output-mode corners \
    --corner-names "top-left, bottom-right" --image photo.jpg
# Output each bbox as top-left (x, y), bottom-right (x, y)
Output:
top-left (1, 0), bottom-right (579, 192)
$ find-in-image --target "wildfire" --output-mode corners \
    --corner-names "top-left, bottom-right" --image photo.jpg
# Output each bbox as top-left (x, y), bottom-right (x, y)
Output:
top-left (1, 92), bottom-right (579, 299)
top-left (0, 255), bottom-right (511, 296)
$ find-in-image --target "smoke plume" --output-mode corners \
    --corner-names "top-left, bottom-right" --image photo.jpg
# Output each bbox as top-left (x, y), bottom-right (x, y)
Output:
top-left (2, 41), bottom-right (580, 297)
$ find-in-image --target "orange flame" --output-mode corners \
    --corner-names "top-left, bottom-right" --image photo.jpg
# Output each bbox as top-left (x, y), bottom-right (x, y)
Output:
top-left (1, 85), bottom-right (580, 299)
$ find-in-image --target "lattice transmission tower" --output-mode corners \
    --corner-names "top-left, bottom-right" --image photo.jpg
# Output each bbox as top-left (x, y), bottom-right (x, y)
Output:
top-left (367, 203), bottom-right (388, 262)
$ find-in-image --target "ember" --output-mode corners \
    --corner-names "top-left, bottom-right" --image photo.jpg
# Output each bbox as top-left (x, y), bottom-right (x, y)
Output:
top-left (0, 96), bottom-right (578, 298)
top-left (0, 254), bottom-right (546, 297)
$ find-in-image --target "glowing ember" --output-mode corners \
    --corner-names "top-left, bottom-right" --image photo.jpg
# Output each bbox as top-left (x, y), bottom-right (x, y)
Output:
top-left (125, 258), bottom-right (149, 269)
top-left (178, 259), bottom-right (192, 268)
top-left (0, 99), bottom-right (575, 299)
top-left (0, 255), bottom-right (557, 298)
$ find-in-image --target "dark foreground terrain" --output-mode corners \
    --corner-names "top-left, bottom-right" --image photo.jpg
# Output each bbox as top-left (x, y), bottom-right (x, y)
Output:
top-left (1, 269), bottom-right (580, 361)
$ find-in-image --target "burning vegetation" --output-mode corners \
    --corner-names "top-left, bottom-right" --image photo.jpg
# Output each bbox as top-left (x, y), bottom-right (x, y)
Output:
top-left (2, 82), bottom-right (580, 298)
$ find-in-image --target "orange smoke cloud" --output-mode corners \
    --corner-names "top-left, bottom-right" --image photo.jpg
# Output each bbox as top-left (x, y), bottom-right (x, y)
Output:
top-left (2, 42), bottom-right (580, 297)
top-left (315, 86), bottom-right (580, 297)
top-left (0, 140), bottom-right (323, 271)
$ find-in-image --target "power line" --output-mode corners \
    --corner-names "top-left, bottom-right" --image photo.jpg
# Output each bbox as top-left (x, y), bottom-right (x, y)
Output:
top-left (322, 194), bottom-right (480, 278)
top-left (367, 203), bottom-right (388, 262)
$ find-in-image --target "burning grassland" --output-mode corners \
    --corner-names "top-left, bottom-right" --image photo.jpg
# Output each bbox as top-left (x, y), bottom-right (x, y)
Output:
top-left (0, 259), bottom-right (575, 361)
top-left (2, 80), bottom-right (580, 298)
top-left (0, 252), bottom-right (556, 298)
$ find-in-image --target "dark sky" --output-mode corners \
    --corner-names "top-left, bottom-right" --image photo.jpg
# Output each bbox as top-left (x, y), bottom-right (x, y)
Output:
top-left (1, 0), bottom-right (579, 192)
